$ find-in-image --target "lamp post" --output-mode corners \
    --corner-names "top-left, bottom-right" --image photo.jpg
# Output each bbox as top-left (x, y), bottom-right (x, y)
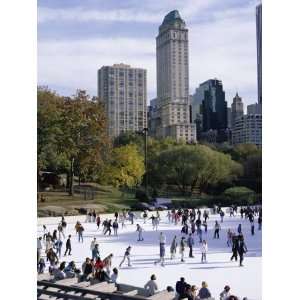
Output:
top-left (136, 128), bottom-right (149, 195)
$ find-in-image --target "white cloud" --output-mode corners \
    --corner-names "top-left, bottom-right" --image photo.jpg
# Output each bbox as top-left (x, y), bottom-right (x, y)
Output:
top-left (38, 1), bottom-right (258, 105)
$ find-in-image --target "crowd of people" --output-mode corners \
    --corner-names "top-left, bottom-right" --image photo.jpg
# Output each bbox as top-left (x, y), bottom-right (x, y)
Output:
top-left (37, 205), bottom-right (261, 300)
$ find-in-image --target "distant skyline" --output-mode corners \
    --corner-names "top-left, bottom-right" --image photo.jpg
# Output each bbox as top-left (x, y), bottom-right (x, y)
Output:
top-left (38, 0), bottom-right (258, 107)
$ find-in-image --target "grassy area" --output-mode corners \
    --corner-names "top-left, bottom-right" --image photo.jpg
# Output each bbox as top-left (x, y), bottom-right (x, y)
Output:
top-left (37, 185), bottom-right (138, 217)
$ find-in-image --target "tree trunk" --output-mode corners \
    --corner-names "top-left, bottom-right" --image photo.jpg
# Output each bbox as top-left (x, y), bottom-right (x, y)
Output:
top-left (69, 158), bottom-right (74, 196)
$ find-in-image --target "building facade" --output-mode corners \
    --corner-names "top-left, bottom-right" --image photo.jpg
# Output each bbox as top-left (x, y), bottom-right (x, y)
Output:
top-left (98, 63), bottom-right (147, 138)
top-left (231, 92), bottom-right (244, 128)
top-left (154, 10), bottom-right (196, 142)
top-left (247, 103), bottom-right (262, 115)
top-left (232, 114), bottom-right (262, 147)
top-left (256, 3), bottom-right (262, 104)
top-left (192, 79), bottom-right (228, 142)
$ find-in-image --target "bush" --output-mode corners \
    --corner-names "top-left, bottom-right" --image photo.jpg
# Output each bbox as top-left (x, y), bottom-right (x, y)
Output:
top-left (223, 186), bottom-right (256, 206)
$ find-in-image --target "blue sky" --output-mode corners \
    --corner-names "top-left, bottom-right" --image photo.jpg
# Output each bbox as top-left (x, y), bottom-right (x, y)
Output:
top-left (38, 0), bottom-right (259, 107)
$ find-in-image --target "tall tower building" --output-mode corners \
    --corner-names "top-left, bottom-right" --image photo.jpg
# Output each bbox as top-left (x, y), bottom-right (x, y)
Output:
top-left (155, 10), bottom-right (196, 142)
top-left (256, 3), bottom-right (262, 104)
top-left (98, 63), bottom-right (147, 138)
top-left (231, 92), bottom-right (244, 128)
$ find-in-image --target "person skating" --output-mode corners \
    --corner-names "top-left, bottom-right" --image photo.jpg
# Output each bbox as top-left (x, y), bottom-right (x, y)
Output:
top-left (238, 235), bottom-right (248, 266)
top-left (220, 285), bottom-right (231, 300)
top-left (179, 237), bottom-right (186, 262)
top-left (54, 238), bottom-right (63, 258)
top-left (251, 221), bottom-right (255, 236)
top-left (113, 219), bottom-right (119, 236)
top-left (170, 235), bottom-right (178, 259)
top-left (119, 246), bottom-right (132, 267)
top-left (227, 229), bottom-right (233, 247)
top-left (37, 237), bottom-right (43, 265)
top-left (187, 233), bottom-right (194, 258)
top-left (197, 224), bottom-right (203, 243)
top-left (64, 235), bottom-right (72, 256)
top-left (203, 210), bottom-right (209, 222)
top-left (92, 244), bottom-right (100, 260)
top-left (201, 240), bottom-right (208, 263)
top-left (154, 232), bottom-right (166, 266)
top-left (167, 210), bottom-right (171, 223)
top-left (214, 221), bottom-right (221, 239)
top-left (237, 223), bottom-right (242, 235)
top-left (78, 224), bottom-right (84, 242)
top-left (144, 274), bottom-right (158, 296)
top-left (258, 215), bottom-right (262, 230)
top-left (90, 237), bottom-right (97, 254)
top-left (202, 220), bottom-right (208, 233)
top-left (220, 209), bottom-right (225, 222)
top-left (96, 215), bottom-right (101, 229)
top-left (136, 224), bottom-right (144, 241)
top-left (58, 223), bottom-right (65, 240)
top-left (143, 210), bottom-right (148, 224)
top-left (230, 235), bottom-right (238, 261)
top-left (104, 220), bottom-right (112, 236)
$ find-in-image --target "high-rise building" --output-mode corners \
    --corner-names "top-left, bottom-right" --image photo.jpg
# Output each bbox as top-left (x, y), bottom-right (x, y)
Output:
top-left (232, 114), bottom-right (262, 147)
top-left (98, 63), bottom-right (147, 138)
top-left (231, 92), bottom-right (244, 128)
top-left (154, 10), bottom-right (196, 142)
top-left (193, 79), bottom-right (228, 142)
top-left (227, 107), bottom-right (232, 129)
top-left (247, 102), bottom-right (262, 115)
top-left (256, 3), bottom-right (262, 104)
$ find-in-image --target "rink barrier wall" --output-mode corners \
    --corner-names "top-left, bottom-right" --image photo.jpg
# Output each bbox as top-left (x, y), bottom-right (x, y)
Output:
top-left (37, 279), bottom-right (177, 300)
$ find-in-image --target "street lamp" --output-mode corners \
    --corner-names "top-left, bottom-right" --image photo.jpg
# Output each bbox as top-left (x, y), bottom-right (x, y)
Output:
top-left (136, 128), bottom-right (149, 195)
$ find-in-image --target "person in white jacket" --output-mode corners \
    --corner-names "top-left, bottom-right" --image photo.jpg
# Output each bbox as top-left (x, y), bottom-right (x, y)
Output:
top-left (90, 237), bottom-right (97, 253)
top-left (154, 232), bottom-right (166, 266)
top-left (144, 274), bottom-right (158, 296)
top-left (201, 240), bottom-right (208, 263)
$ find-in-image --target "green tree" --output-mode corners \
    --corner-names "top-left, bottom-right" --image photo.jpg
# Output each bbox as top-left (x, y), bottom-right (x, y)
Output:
top-left (100, 144), bottom-right (145, 188)
top-left (37, 87), bottom-right (110, 195)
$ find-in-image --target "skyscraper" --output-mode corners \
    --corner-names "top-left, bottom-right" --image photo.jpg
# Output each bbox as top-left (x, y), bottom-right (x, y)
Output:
top-left (98, 63), bottom-right (147, 138)
top-left (231, 92), bottom-right (244, 128)
top-left (256, 3), bottom-right (262, 104)
top-left (196, 79), bottom-right (228, 135)
top-left (154, 10), bottom-right (196, 142)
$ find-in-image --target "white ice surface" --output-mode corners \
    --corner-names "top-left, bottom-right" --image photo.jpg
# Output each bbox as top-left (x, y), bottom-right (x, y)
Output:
top-left (37, 211), bottom-right (261, 300)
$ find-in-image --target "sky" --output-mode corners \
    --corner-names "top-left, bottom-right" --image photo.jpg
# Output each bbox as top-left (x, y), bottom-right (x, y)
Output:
top-left (38, 0), bottom-right (259, 107)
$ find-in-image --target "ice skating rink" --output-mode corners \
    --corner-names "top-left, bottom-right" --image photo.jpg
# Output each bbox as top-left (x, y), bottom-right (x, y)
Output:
top-left (37, 210), bottom-right (261, 300)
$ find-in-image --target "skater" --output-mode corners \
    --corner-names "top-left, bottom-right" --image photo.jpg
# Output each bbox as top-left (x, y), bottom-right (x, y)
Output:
top-left (104, 220), bottom-right (112, 236)
top-left (220, 285), bottom-right (231, 300)
top-left (258, 215), bottom-right (262, 230)
top-left (114, 211), bottom-right (119, 221)
top-left (113, 219), bottom-right (119, 236)
top-left (238, 236), bottom-right (248, 266)
top-left (58, 223), bottom-right (65, 240)
top-left (181, 223), bottom-right (189, 235)
top-left (54, 238), bottom-right (63, 258)
top-left (136, 224), bottom-right (144, 241)
top-left (179, 237), bottom-right (186, 262)
top-left (214, 221), bottom-right (221, 239)
top-left (90, 237), bottom-right (97, 254)
top-left (78, 224), bottom-right (84, 242)
top-left (119, 246), bottom-right (132, 267)
top-left (143, 210), bottom-right (148, 224)
top-left (187, 233), bottom-right (194, 258)
top-left (220, 209), bottom-right (225, 223)
top-left (202, 220), bottom-right (208, 233)
top-left (155, 232), bottom-right (166, 266)
top-left (230, 235), bottom-right (238, 261)
top-left (251, 221), bottom-right (255, 235)
top-left (201, 240), bottom-right (208, 263)
top-left (167, 210), bottom-right (171, 223)
top-left (227, 229), bottom-right (233, 247)
top-left (92, 210), bottom-right (96, 222)
top-left (96, 215), bottom-right (101, 229)
top-left (37, 237), bottom-right (43, 264)
top-left (144, 274), bottom-right (158, 296)
top-left (170, 236), bottom-right (178, 259)
top-left (237, 223), bottom-right (242, 235)
top-left (203, 210), bottom-right (209, 222)
top-left (64, 235), bottom-right (72, 256)
top-left (128, 211), bottom-right (134, 224)
top-left (197, 224), bottom-right (203, 243)
top-left (92, 244), bottom-right (100, 260)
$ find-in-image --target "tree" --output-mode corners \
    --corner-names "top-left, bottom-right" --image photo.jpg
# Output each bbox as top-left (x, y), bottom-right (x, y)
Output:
top-left (149, 144), bottom-right (242, 196)
top-left (99, 144), bottom-right (145, 188)
top-left (231, 144), bottom-right (261, 162)
top-left (37, 87), bottom-right (110, 195)
top-left (223, 186), bottom-right (256, 205)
